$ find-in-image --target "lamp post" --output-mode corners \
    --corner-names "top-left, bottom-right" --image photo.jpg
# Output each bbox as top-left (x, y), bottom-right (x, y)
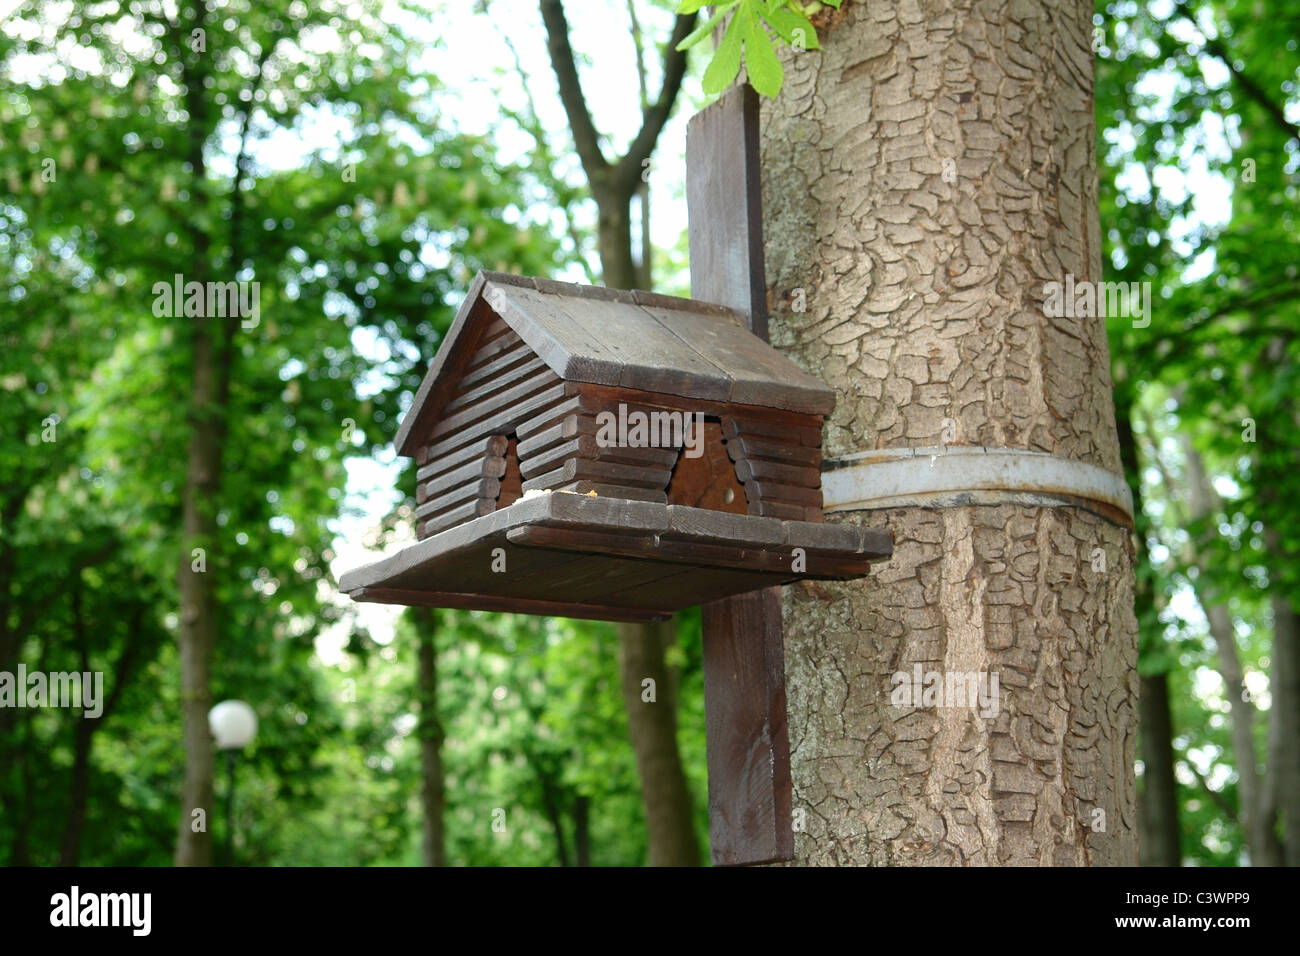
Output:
top-left (208, 699), bottom-right (257, 866)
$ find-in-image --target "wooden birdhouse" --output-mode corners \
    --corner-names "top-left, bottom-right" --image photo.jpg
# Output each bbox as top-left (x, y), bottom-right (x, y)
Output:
top-left (338, 270), bottom-right (891, 621)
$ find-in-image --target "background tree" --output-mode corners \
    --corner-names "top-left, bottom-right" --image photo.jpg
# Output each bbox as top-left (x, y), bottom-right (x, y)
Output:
top-left (537, 0), bottom-right (703, 866)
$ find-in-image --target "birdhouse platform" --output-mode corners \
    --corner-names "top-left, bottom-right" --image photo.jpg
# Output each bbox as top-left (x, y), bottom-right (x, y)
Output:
top-left (340, 490), bottom-right (889, 622)
top-left (338, 270), bottom-right (891, 620)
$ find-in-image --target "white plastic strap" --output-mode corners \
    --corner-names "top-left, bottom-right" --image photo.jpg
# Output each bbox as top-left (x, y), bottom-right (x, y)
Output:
top-left (821, 446), bottom-right (1134, 523)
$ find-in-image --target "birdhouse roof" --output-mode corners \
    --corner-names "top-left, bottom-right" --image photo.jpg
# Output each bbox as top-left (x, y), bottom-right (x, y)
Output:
top-left (393, 271), bottom-right (835, 457)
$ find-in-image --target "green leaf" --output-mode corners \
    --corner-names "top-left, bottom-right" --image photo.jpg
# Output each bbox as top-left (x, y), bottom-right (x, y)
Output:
top-left (676, 2), bottom-right (737, 52)
top-left (742, 7), bottom-right (783, 98)
top-left (761, 3), bottom-right (820, 50)
top-left (701, 10), bottom-right (745, 94)
top-left (676, 0), bottom-right (711, 13)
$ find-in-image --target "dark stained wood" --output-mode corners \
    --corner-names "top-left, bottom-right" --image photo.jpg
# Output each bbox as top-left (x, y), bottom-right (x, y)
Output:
top-left (701, 588), bottom-right (792, 866)
top-left (743, 480), bottom-right (823, 508)
top-left (515, 394), bottom-right (586, 440)
top-left (350, 586), bottom-right (671, 623)
top-left (748, 499), bottom-right (812, 521)
top-left (497, 436), bottom-right (522, 508)
top-left (554, 482), bottom-right (667, 503)
top-left (442, 354), bottom-right (550, 417)
top-left (730, 435), bottom-right (822, 467)
top-left (394, 273), bottom-right (494, 456)
top-left (456, 337), bottom-right (532, 392)
top-left (516, 414), bottom-right (591, 458)
top-left (420, 455), bottom-right (506, 499)
top-left (416, 498), bottom-right (496, 537)
top-left (577, 381), bottom-right (816, 431)
top-left (524, 434), bottom-right (679, 477)
top-left (734, 457), bottom-right (820, 488)
top-left (665, 421), bottom-right (748, 514)
top-left (687, 83), bottom-right (793, 867)
top-left (430, 364), bottom-right (563, 440)
top-left (688, 84), bottom-right (768, 338)
top-left (505, 525), bottom-right (875, 578)
top-left (484, 280), bottom-right (626, 387)
top-left (416, 435), bottom-right (508, 483)
top-left (723, 415), bottom-right (822, 448)
top-left (427, 382), bottom-right (575, 453)
top-left (552, 294), bottom-right (734, 401)
top-left (341, 494), bottom-right (890, 608)
top-left (521, 457), bottom-right (672, 493)
top-left (416, 475), bottom-right (501, 513)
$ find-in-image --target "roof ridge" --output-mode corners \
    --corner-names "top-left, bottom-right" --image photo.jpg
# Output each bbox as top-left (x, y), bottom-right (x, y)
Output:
top-left (482, 270), bottom-right (742, 321)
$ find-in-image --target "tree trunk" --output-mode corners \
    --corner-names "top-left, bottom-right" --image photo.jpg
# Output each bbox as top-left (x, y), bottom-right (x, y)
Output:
top-left (1182, 439), bottom-right (1282, 865)
top-left (1137, 673), bottom-right (1180, 865)
top-left (599, 202), bottom-right (700, 867)
top-left (1268, 592), bottom-right (1300, 865)
top-left (618, 618), bottom-right (700, 865)
top-left (573, 794), bottom-right (591, 866)
top-left (1116, 381), bottom-right (1179, 864)
top-left (760, 0), bottom-right (1138, 864)
top-left (175, 1), bottom-right (227, 865)
top-left (413, 608), bottom-right (446, 867)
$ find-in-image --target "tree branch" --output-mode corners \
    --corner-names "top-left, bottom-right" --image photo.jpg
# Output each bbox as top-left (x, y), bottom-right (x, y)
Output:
top-left (1186, 758), bottom-right (1238, 822)
top-left (1173, 1), bottom-right (1300, 144)
top-left (496, 21), bottom-right (598, 282)
top-left (616, 12), bottom-right (697, 194)
top-left (539, 0), bottom-right (609, 180)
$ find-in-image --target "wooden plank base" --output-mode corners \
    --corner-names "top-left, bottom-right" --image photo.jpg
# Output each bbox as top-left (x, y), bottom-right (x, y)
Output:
top-left (338, 492), bottom-right (891, 620)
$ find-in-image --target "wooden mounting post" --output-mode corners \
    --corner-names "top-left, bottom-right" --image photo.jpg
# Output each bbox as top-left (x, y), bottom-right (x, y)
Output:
top-left (686, 84), bottom-right (793, 866)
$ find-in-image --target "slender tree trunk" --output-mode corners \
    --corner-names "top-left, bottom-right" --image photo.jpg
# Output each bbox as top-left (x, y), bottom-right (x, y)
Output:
top-left (573, 794), bottom-right (591, 866)
top-left (537, 767), bottom-right (571, 867)
top-left (1116, 386), bottom-right (1179, 864)
top-left (599, 202), bottom-right (700, 867)
top-left (1182, 439), bottom-right (1282, 865)
top-left (761, 0), bottom-right (1138, 864)
top-left (175, 0), bottom-right (228, 866)
top-left (413, 609), bottom-right (446, 867)
top-left (1258, 357), bottom-right (1300, 865)
top-left (60, 721), bottom-right (94, 867)
top-left (539, 0), bottom-right (700, 866)
top-left (1137, 673), bottom-right (1180, 865)
top-left (618, 618), bottom-right (700, 865)
top-left (1268, 592), bottom-right (1300, 865)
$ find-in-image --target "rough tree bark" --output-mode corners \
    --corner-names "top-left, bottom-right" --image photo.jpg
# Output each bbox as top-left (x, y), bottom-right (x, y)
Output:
top-left (760, 0), bottom-right (1138, 864)
top-left (540, 0), bottom-right (701, 866)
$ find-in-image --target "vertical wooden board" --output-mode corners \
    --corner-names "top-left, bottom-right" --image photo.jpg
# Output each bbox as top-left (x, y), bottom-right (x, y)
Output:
top-left (686, 83), bottom-right (767, 338)
top-left (701, 588), bottom-right (792, 866)
top-left (688, 83), bottom-right (795, 866)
